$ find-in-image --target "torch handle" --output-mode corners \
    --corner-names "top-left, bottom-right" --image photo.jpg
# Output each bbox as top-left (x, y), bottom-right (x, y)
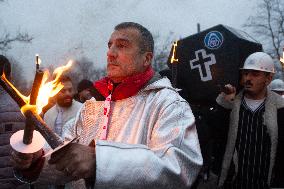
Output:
top-left (23, 117), bottom-right (35, 144)
top-left (24, 110), bottom-right (64, 149)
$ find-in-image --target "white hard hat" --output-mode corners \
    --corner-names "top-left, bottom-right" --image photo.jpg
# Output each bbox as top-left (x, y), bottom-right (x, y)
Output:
top-left (240, 52), bottom-right (275, 73)
top-left (269, 79), bottom-right (284, 91)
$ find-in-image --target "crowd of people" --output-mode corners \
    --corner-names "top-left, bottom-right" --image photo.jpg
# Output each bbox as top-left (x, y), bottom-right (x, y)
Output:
top-left (0, 22), bottom-right (283, 189)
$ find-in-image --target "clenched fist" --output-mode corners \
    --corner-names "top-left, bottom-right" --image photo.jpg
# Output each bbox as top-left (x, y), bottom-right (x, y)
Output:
top-left (48, 143), bottom-right (96, 180)
top-left (222, 84), bottom-right (236, 101)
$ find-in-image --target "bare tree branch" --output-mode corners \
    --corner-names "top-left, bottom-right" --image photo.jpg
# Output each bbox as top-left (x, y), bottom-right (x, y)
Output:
top-left (245, 0), bottom-right (284, 59)
top-left (152, 32), bottom-right (174, 72)
top-left (264, 0), bottom-right (281, 59)
top-left (245, 0), bottom-right (284, 78)
top-left (65, 57), bottom-right (106, 89)
top-left (275, 0), bottom-right (284, 35)
top-left (0, 32), bottom-right (33, 51)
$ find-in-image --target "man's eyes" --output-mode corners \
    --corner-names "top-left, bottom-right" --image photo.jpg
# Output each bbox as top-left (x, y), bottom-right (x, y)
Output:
top-left (251, 71), bottom-right (261, 76)
top-left (242, 71), bottom-right (261, 76)
top-left (108, 41), bottom-right (130, 49)
top-left (252, 73), bottom-right (260, 76)
top-left (60, 89), bottom-right (72, 93)
top-left (117, 43), bottom-right (128, 48)
top-left (109, 42), bottom-right (128, 48)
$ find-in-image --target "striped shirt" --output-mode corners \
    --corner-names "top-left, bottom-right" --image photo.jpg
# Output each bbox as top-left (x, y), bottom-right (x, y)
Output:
top-left (231, 98), bottom-right (271, 189)
top-left (54, 107), bottom-right (63, 136)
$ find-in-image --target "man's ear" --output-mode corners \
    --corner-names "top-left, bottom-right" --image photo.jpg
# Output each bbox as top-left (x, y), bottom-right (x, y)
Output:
top-left (266, 73), bottom-right (274, 85)
top-left (143, 52), bottom-right (153, 67)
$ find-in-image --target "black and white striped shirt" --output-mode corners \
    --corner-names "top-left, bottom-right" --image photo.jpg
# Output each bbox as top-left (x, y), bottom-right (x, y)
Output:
top-left (232, 98), bottom-right (271, 189)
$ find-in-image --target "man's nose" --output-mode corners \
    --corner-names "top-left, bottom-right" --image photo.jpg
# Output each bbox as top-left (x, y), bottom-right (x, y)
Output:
top-left (65, 90), bottom-right (73, 96)
top-left (107, 46), bottom-right (117, 59)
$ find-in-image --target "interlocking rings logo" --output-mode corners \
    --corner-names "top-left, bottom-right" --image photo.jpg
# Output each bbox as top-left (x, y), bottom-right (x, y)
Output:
top-left (204, 31), bottom-right (224, 50)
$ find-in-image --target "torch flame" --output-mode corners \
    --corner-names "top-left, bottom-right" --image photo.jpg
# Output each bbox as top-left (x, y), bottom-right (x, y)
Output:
top-left (35, 60), bottom-right (73, 114)
top-left (280, 50), bottom-right (284, 67)
top-left (1, 73), bottom-right (30, 104)
top-left (1, 60), bottom-right (73, 115)
top-left (170, 41), bottom-right (179, 63)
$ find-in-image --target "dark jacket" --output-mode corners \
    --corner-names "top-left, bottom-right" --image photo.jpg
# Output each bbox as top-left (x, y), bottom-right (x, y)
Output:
top-left (0, 88), bottom-right (28, 189)
top-left (212, 90), bottom-right (284, 188)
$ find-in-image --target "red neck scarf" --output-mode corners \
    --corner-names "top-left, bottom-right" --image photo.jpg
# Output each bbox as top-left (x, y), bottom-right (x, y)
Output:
top-left (94, 67), bottom-right (154, 101)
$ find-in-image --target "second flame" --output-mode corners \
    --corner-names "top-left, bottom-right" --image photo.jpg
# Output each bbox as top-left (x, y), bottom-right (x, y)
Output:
top-left (21, 60), bottom-right (73, 114)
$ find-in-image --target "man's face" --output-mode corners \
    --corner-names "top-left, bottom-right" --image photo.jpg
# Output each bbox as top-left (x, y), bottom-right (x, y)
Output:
top-left (56, 81), bottom-right (73, 107)
top-left (241, 70), bottom-right (272, 96)
top-left (106, 28), bottom-right (152, 83)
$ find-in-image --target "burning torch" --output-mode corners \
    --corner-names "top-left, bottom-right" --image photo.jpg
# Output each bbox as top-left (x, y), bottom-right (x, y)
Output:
top-left (280, 48), bottom-right (284, 67)
top-left (0, 57), bottom-right (73, 154)
top-left (22, 54), bottom-right (44, 146)
top-left (280, 48), bottom-right (284, 80)
top-left (170, 41), bottom-right (179, 88)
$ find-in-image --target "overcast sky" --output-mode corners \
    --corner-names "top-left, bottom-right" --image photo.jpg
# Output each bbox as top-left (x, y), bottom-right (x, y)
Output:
top-left (0, 0), bottom-right (258, 80)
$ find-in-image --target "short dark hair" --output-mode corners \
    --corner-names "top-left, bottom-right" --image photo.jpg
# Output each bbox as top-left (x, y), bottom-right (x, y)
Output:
top-left (77, 79), bottom-right (93, 93)
top-left (0, 55), bottom-right (11, 77)
top-left (114, 22), bottom-right (154, 53)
